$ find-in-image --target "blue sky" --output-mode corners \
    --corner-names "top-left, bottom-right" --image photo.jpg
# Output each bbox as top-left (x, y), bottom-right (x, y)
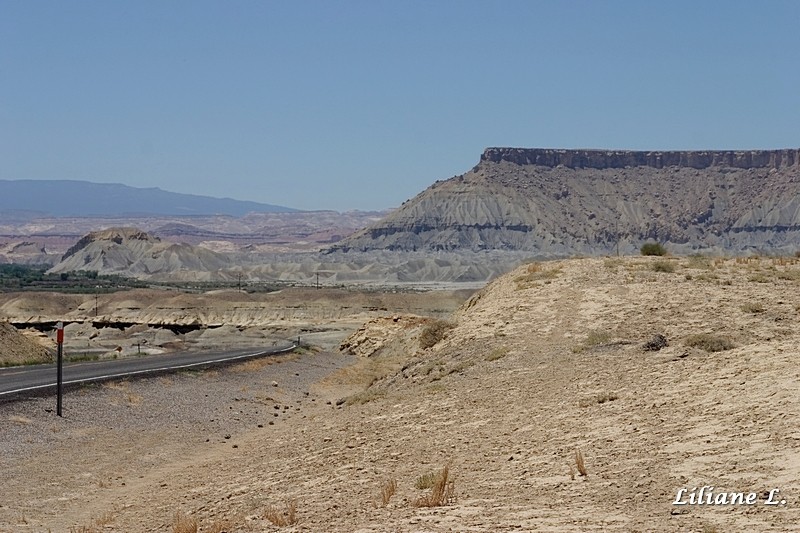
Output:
top-left (2, 1), bottom-right (799, 211)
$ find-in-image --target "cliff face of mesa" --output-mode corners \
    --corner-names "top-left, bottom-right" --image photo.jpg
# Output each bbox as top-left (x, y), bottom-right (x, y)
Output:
top-left (480, 148), bottom-right (800, 170)
top-left (332, 147), bottom-right (800, 255)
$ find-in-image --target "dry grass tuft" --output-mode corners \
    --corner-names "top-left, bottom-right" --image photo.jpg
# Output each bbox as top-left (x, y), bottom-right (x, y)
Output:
top-left (206, 520), bottom-right (230, 533)
top-left (263, 499), bottom-right (298, 526)
top-left (127, 393), bottom-right (143, 405)
top-left (171, 512), bottom-right (198, 533)
top-left (9, 415), bottom-right (33, 425)
top-left (68, 514), bottom-right (115, 533)
top-left (686, 254), bottom-right (714, 269)
top-left (230, 357), bottom-right (278, 373)
top-left (775, 269), bottom-right (800, 281)
top-left (102, 380), bottom-right (130, 392)
top-left (685, 333), bottom-right (735, 352)
top-left (93, 512), bottom-right (115, 526)
top-left (414, 471), bottom-right (437, 490)
top-left (748, 272), bottom-right (771, 283)
top-left (345, 387), bottom-right (386, 405)
top-left (575, 450), bottom-right (588, 477)
top-left (515, 262), bottom-right (562, 289)
top-left (378, 478), bottom-right (397, 507)
top-left (414, 465), bottom-right (456, 507)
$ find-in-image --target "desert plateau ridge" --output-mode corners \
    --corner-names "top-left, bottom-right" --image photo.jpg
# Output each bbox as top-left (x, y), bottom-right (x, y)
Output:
top-left (336, 147), bottom-right (800, 257)
top-left (5, 147), bottom-right (800, 286)
top-left (1, 255), bottom-right (798, 532)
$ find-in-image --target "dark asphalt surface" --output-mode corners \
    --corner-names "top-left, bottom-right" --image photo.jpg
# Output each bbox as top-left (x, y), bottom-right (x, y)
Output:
top-left (0, 342), bottom-right (297, 398)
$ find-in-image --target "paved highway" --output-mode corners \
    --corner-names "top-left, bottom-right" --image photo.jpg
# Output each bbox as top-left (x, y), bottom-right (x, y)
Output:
top-left (0, 342), bottom-right (297, 398)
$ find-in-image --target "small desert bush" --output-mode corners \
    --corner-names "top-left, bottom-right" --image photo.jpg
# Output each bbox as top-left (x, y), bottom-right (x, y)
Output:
top-left (447, 359), bottom-right (475, 375)
top-left (741, 302), bottom-right (766, 314)
top-left (419, 319), bottom-right (455, 349)
top-left (485, 346), bottom-right (510, 361)
top-left (776, 269), bottom-right (800, 281)
top-left (345, 387), bottom-right (386, 406)
top-left (579, 392), bottom-right (619, 407)
top-left (263, 500), bottom-right (298, 527)
top-left (686, 254), bottom-right (713, 269)
top-left (685, 333), bottom-right (735, 352)
top-left (748, 272), bottom-right (771, 283)
top-left (651, 260), bottom-right (676, 273)
top-left (640, 242), bottom-right (667, 256)
top-left (172, 512), bottom-right (198, 533)
top-left (414, 465), bottom-right (455, 508)
top-left (572, 330), bottom-right (613, 353)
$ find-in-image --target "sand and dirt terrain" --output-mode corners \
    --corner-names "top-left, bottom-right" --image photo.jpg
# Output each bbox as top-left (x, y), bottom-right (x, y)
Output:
top-left (1, 256), bottom-right (799, 532)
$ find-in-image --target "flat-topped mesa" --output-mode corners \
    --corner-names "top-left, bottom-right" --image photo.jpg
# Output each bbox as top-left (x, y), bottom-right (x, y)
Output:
top-left (481, 147), bottom-right (800, 170)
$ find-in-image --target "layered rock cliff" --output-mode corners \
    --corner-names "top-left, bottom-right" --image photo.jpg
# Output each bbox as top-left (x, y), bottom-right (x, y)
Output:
top-left (481, 148), bottom-right (800, 170)
top-left (333, 147), bottom-right (800, 255)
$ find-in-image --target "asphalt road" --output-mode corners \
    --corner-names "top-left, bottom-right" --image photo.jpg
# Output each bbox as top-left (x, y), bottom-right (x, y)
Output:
top-left (0, 342), bottom-right (297, 398)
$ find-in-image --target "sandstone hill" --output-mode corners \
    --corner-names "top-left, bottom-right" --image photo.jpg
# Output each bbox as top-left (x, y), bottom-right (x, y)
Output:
top-left (0, 321), bottom-right (52, 366)
top-left (47, 227), bottom-right (230, 280)
top-left (334, 147), bottom-right (800, 256)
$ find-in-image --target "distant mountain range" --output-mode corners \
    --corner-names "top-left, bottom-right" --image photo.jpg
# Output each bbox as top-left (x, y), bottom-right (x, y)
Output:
top-left (0, 179), bottom-right (298, 217)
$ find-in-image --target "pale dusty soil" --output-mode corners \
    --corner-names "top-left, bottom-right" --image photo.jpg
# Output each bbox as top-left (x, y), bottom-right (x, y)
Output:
top-left (2, 256), bottom-right (800, 532)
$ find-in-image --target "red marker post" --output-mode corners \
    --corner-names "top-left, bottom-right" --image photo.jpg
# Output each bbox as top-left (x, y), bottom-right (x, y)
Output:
top-left (56, 321), bottom-right (64, 417)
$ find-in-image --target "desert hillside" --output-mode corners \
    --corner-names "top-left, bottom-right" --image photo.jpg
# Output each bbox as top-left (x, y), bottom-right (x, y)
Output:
top-left (335, 147), bottom-right (800, 256)
top-left (0, 322), bottom-right (52, 366)
top-left (1, 255), bottom-right (798, 531)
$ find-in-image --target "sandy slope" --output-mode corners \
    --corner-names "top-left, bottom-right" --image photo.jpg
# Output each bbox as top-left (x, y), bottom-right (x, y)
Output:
top-left (1, 256), bottom-right (799, 532)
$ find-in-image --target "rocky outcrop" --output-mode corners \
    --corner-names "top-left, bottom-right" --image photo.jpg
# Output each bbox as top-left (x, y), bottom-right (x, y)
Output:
top-left (62, 227), bottom-right (157, 261)
top-left (333, 147), bottom-right (800, 255)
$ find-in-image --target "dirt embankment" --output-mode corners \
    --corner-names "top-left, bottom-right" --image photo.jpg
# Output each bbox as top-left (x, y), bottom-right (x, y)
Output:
top-left (0, 322), bottom-right (52, 366)
top-left (2, 256), bottom-right (799, 532)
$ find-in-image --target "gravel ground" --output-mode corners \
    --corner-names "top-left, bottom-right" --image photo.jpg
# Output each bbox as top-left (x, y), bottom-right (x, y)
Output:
top-left (0, 348), bottom-right (354, 531)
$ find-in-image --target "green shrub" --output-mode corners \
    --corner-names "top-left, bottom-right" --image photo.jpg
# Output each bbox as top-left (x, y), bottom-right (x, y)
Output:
top-left (419, 320), bottom-right (455, 349)
top-left (640, 242), bottom-right (667, 256)
top-left (741, 302), bottom-right (766, 314)
top-left (485, 346), bottom-right (510, 361)
top-left (685, 333), bottom-right (735, 352)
